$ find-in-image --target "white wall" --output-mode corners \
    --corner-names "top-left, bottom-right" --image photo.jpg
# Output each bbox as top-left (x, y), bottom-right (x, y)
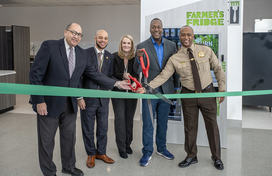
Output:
top-left (0, 5), bottom-right (140, 53)
top-left (243, 0), bottom-right (272, 32)
top-left (255, 19), bottom-right (272, 32)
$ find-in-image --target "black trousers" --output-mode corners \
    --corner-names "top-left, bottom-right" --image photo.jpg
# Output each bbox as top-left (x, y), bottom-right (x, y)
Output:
top-left (181, 85), bottom-right (221, 159)
top-left (37, 98), bottom-right (77, 176)
top-left (111, 98), bottom-right (138, 152)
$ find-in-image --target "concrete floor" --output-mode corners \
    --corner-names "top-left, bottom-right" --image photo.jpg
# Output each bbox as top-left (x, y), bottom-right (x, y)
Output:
top-left (0, 95), bottom-right (272, 176)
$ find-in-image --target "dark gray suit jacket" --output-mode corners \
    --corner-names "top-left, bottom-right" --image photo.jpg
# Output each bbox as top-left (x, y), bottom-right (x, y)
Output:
top-left (134, 37), bottom-right (179, 94)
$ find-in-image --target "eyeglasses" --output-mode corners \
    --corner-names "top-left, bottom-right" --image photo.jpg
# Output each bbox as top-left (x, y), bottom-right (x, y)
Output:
top-left (67, 30), bottom-right (83, 38)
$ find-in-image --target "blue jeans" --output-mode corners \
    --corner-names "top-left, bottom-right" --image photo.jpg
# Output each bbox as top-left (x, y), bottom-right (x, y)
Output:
top-left (142, 95), bottom-right (171, 156)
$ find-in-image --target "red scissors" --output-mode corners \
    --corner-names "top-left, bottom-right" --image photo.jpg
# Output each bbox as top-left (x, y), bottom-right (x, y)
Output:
top-left (127, 75), bottom-right (142, 91)
top-left (139, 49), bottom-right (150, 78)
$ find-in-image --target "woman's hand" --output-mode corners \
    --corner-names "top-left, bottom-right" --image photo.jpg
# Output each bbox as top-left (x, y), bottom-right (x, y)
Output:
top-left (123, 73), bottom-right (131, 80)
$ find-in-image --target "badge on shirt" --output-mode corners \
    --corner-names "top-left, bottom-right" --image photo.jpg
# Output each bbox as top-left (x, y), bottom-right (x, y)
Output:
top-left (198, 52), bottom-right (204, 57)
top-left (106, 57), bottom-right (108, 59)
top-left (180, 61), bottom-right (185, 63)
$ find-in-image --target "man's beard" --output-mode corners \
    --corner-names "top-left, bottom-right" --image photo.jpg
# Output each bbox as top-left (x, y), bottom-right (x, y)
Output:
top-left (96, 41), bottom-right (108, 50)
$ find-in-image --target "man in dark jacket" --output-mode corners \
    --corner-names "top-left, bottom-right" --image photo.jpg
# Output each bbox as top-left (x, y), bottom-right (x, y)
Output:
top-left (78, 30), bottom-right (115, 169)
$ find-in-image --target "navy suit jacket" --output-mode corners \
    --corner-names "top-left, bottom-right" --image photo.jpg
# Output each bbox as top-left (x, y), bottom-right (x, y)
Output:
top-left (29, 39), bottom-right (116, 117)
top-left (134, 37), bottom-right (179, 94)
top-left (81, 47), bottom-right (116, 107)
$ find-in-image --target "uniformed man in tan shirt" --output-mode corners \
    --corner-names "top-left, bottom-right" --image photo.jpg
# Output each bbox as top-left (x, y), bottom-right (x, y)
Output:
top-left (144, 25), bottom-right (226, 170)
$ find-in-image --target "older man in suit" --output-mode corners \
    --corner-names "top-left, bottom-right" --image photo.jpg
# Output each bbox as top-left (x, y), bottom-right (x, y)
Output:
top-left (77, 30), bottom-right (115, 169)
top-left (135, 18), bottom-right (179, 166)
top-left (29, 24), bottom-right (129, 176)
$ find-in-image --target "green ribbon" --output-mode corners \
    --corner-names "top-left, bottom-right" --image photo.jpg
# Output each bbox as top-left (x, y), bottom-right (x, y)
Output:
top-left (0, 83), bottom-right (272, 99)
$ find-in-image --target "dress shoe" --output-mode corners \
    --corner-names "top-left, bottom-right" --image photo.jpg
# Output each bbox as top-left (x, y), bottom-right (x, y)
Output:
top-left (178, 156), bottom-right (198, 168)
top-left (61, 167), bottom-right (84, 176)
top-left (126, 146), bottom-right (133, 154)
top-left (212, 157), bottom-right (224, 170)
top-left (86, 155), bottom-right (96, 168)
top-left (119, 151), bottom-right (128, 159)
top-left (96, 154), bottom-right (115, 164)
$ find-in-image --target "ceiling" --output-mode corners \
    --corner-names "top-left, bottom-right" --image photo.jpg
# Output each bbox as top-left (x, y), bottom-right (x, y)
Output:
top-left (0, 0), bottom-right (140, 7)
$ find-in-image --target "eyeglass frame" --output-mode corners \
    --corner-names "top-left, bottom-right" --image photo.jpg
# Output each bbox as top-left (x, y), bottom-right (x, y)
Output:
top-left (66, 30), bottom-right (83, 38)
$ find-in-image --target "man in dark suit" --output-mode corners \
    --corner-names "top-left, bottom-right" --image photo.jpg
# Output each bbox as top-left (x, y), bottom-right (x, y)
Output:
top-left (135, 18), bottom-right (179, 166)
top-left (77, 30), bottom-right (115, 168)
top-left (29, 23), bottom-right (130, 176)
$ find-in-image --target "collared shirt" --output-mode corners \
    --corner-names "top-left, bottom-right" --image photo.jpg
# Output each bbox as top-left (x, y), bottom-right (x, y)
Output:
top-left (64, 38), bottom-right (76, 70)
top-left (151, 36), bottom-right (164, 68)
top-left (149, 43), bottom-right (226, 91)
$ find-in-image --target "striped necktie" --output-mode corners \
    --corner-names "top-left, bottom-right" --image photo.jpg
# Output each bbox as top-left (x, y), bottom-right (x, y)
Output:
top-left (68, 47), bottom-right (75, 78)
top-left (98, 52), bottom-right (102, 71)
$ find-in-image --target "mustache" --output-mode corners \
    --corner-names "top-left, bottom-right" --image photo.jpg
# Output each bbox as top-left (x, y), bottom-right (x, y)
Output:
top-left (96, 41), bottom-right (108, 49)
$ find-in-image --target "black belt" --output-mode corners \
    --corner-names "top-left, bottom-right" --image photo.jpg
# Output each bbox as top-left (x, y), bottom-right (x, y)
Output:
top-left (182, 83), bottom-right (213, 93)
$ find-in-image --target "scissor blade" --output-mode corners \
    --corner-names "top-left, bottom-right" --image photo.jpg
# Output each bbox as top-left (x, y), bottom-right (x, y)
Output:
top-left (142, 83), bottom-right (173, 105)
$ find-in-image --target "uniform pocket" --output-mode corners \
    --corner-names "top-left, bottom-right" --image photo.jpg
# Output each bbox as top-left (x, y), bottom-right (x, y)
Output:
top-left (178, 62), bottom-right (191, 77)
top-left (196, 58), bottom-right (209, 71)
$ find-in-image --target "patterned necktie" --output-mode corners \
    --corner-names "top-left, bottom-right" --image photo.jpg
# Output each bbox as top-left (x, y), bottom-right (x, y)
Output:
top-left (98, 52), bottom-right (102, 71)
top-left (188, 48), bottom-right (202, 93)
top-left (68, 47), bottom-right (75, 78)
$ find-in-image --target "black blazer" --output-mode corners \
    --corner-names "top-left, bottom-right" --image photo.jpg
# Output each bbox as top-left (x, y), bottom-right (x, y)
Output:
top-left (112, 52), bottom-right (138, 92)
top-left (29, 39), bottom-right (116, 117)
top-left (81, 47), bottom-right (115, 106)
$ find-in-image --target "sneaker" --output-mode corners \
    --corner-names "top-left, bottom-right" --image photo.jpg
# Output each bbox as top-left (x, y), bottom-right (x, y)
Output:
top-left (139, 155), bottom-right (152, 166)
top-left (156, 150), bottom-right (174, 160)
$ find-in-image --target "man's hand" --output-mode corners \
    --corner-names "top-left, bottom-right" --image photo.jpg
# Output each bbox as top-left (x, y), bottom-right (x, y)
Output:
top-left (115, 81), bottom-right (131, 90)
top-left (78, 99), bottom-right (86, 110)
top-left (136, 87), bottom-right (146, 94)
top-left (123, 73), bottom-right (131, 80)
top-left (218, 90), bottom-right (225, 104)
top-left (37, 102), bottom-right (48, 116)
top-left (136, 48), bottom-right (145, 58)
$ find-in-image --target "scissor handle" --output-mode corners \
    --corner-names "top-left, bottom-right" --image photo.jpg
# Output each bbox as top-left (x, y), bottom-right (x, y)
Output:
top-left (128, 75), bottom-right (142, 91)
top-left (139, 49), bottom-right (150, 78)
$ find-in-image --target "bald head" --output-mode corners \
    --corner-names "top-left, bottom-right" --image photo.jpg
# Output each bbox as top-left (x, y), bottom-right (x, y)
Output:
top-left (95, 30), bottom-right (108, 37)
top-left (95, 29), bottom-right (109, 51)
top-left (66, 23), bottom-right (81, 31)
